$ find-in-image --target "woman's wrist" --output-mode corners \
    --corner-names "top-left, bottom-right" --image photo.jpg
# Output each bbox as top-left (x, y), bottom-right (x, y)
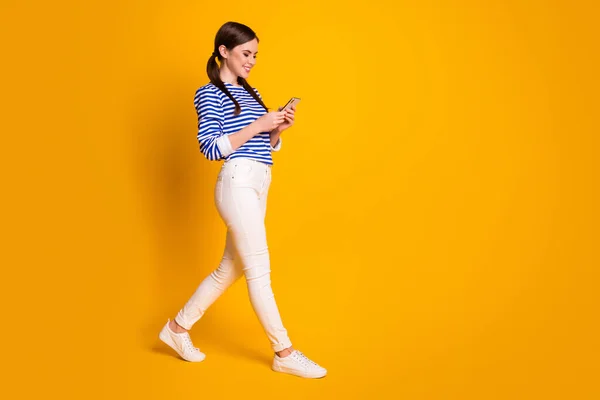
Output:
top-left (270, 128), bottom-right (282, 148)
top-left (270, 127), bottom-right (282, 137)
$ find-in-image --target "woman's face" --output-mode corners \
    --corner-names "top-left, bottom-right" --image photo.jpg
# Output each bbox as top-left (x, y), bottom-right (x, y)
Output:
top-left (222, 38), bottom-right (258, 79)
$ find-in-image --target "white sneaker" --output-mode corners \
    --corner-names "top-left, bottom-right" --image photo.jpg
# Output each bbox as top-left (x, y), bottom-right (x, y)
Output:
top-left (158, 319), bottom-right (206, 362)
top-left (272, 350), bottom-right (327, 378)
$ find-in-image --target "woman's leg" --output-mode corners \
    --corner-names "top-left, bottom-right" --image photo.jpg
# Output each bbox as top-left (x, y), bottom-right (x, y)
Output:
top-left (219, 162), bottom-right (326, 377)
top-left (257, 181), bottom-right (294, 357)
top-left (217, 161), bottom-right (292, 353)
top-left (174, 230), bottom-right (243, 330)
top-left (158, 168), bottom-right (243, 362)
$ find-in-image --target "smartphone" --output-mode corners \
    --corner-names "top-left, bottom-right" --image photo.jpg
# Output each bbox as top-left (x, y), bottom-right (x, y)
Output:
top-left (281, 97), bottom-right (301, 111)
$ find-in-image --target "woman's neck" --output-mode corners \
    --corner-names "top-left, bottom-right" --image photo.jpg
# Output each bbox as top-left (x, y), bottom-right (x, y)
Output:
top-left (219, 67), bottom-right (241, 87)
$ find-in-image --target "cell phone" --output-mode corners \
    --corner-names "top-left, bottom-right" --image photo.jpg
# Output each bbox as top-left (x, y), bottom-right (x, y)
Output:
top-left (281, 97), bottom-right (301, 111)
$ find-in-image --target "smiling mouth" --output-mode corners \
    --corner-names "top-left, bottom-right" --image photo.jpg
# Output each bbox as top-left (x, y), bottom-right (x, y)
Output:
top-left (243, 66), bottom-right (251, 72)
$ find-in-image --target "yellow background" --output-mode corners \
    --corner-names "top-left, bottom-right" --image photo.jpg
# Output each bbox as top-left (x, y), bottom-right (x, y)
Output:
top-left (1, 0), bottom-right (599, 399)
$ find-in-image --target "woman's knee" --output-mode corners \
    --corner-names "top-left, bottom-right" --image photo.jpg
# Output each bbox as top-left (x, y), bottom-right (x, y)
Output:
top-left (243, 264), bottom-right (271, 283)
top-left (210, 258), bottom-right (242, 287)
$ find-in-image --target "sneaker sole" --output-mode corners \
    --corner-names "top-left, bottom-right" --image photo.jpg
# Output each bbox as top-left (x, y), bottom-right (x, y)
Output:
top-left (272, 364), bottom-right (327, 379)
top-left (159, 327), bottom-right (206, 362)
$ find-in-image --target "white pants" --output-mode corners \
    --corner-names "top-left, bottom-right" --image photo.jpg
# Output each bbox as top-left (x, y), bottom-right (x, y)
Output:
top-left (175, 158), bottom-right (292, 352)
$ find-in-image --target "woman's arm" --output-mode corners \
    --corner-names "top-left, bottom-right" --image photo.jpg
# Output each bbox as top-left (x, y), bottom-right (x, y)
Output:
top-left (270, 128), bottom-right (282, 149)
top-left (195, 87), bottom-right (228, 160)
top-left (226, 123), bottom-right (264, 152)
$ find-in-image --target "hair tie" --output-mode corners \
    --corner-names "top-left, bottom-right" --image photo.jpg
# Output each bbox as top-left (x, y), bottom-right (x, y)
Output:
top-left (212, 51), bottom-right (218, 58)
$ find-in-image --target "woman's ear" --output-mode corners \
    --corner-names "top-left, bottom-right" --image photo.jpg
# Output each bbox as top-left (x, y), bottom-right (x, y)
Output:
top-left (218, 45), bottom-right (228, 59)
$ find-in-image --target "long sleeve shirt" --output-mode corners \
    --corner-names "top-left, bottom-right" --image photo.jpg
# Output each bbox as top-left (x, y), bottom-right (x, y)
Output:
top-left (194, 82), bottom-right (282, 165)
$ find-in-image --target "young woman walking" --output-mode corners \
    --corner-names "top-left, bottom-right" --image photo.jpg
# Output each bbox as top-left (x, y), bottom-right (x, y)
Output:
top-left (159, 21), bottom-right (327, 379)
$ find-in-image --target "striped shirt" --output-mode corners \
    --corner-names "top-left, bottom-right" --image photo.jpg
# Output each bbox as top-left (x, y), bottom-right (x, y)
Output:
top-left (194, 82), bottom-right (282, 165)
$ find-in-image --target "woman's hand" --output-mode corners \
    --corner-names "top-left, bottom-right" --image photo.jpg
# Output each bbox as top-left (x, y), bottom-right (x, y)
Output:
top-left (253, 111), bottom-right (286, 133)
top-left (276, 105), bottom-right (296, 132)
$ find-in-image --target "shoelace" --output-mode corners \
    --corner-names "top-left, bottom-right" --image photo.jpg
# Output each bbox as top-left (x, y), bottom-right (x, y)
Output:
top-left (181, 333), bottom-right (199, 353)
top-left (293, 351), bottom-right (319, 368)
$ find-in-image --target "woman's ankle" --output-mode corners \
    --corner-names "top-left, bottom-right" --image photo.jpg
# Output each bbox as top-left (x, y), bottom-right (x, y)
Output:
top-left (276, 346), bottom-right (294, 358)
top-left (169, 319), bottom-right (187, 333)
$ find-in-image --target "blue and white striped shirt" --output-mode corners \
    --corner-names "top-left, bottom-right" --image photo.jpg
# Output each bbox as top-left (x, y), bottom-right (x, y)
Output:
top-left (194, 82), bottom-right (282, 165)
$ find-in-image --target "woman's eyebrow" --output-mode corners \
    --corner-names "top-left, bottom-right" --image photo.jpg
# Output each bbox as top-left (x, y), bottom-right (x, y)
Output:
top-left (242, 50), bottom-right (258, 54)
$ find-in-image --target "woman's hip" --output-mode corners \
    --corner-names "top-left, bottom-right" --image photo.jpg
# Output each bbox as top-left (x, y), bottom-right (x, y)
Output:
top-left (217, 158), bottom-right (271, 196)
top-left (214, 158), bottom-right (271, 221)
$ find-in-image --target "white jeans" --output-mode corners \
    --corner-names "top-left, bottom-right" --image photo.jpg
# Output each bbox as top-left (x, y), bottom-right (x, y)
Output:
top-left (175, 158), bottom-right (292, 352)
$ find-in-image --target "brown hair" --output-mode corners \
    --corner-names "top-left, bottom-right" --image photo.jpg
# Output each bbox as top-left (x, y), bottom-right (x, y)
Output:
top-left (207, 22), bottom-right (268, 115)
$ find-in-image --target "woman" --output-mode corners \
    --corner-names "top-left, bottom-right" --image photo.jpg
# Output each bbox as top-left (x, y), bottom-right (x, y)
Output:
top-left (159, 21), bottom-right (327, 379)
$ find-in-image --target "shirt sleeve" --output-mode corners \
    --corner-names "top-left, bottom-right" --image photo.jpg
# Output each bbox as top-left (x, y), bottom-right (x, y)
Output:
top-left (271, 137), bottom-right (282, 151)
top-left (194, 87), bottom-right (233, 160)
